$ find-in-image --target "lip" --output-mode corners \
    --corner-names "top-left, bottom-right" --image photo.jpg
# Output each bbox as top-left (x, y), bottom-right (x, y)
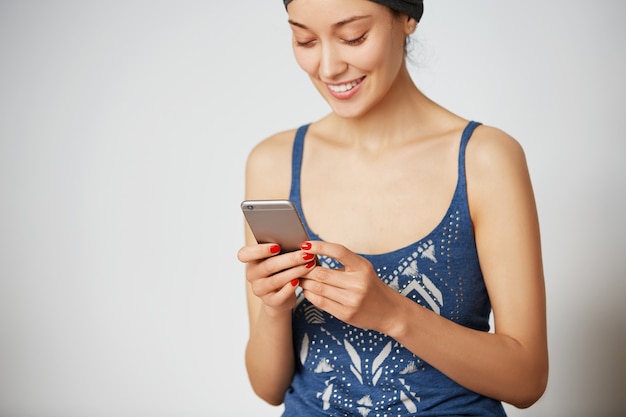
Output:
top-left (325, 76), bottom-right (365, 100)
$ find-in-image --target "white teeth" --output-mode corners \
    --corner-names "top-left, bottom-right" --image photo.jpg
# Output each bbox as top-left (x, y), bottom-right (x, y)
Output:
top-left (328, 79), bottom-right (360, 93)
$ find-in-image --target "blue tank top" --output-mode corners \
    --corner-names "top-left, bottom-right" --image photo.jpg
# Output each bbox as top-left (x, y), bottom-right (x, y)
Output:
top-left (284, 121), bottom-right (507, 416)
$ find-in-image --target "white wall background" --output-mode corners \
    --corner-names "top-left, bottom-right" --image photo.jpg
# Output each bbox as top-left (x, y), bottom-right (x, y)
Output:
top-left (0, 1), bottom-right (624, 416)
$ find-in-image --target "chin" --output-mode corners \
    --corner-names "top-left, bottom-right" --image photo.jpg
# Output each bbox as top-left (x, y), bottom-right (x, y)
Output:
top-left (326, 100), bottom-right (371, 119)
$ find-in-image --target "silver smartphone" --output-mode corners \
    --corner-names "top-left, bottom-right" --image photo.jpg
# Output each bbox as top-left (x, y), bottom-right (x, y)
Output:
top-left (241, 199), bottom-right (313, 255)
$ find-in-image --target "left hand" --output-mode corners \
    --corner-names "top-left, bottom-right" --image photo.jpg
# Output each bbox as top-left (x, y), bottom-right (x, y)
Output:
top-left (299, 240), bottom-right (402, 333)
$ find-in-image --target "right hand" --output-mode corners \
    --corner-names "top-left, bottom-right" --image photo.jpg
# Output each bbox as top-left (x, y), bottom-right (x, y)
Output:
top-left (237, 243), bottom-right (317, 313)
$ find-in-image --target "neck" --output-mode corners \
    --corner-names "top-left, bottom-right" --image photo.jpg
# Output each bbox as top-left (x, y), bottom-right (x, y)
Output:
top-left (324, 70), bottom-right (439, 151)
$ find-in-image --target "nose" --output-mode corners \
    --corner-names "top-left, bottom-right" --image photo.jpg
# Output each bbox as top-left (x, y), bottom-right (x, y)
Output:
top-left (319, 42), bottom-right (347, 80)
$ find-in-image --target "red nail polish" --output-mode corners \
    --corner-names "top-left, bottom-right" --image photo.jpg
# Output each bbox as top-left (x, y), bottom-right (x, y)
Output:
top-left (270, 244), bottom-right (281, 254)
top-left (291, 278), bottom-right (299, 287)
top-left (302, 252), bottom-right (314, 261)
top-left (301, 241), bottom-right (312, 250)
top-left (305, 260), bottom-right (316, 269)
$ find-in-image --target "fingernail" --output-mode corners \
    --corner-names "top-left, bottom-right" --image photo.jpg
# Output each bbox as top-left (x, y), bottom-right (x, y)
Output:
top-left (270, 244), bottom-right (281, 254)
top-left (305, 260), bottom-right (316, 269)
top-left (301, 241), bottom-right (312, 250)
top-left (291, 278), bottom-right (299, 287)
top-left (302, 252), bottom-right (314, 261)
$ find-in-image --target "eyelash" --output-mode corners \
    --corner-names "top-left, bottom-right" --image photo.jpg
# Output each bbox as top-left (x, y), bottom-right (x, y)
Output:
top-left (344, 34), bottom-right (367, 46)
top-left (295, 33), bottom-right (367, 48)
top-left (296, 40), bottom-right (315, 48)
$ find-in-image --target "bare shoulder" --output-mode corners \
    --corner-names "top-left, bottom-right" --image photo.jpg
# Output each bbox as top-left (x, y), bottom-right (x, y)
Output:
top-left (245, 128), bottom-right (298, 199)
top-left (466, 124), bottom-right (528, 172)
top-left (465, 124), bottom-right (535, 223)
top-left (248, 128), bottom-right (297, 165)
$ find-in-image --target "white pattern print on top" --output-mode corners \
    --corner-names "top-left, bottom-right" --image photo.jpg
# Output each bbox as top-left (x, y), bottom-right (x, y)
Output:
top-left (293, 246), bottom-right (441, 414)
top-left (396, 240), bottom-right (444, 315)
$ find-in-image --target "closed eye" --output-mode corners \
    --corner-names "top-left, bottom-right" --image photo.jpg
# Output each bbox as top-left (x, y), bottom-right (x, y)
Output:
top-left (343, 33), bottom-right (367, 46)
top-left (295, 38), bottom-right (316, 48)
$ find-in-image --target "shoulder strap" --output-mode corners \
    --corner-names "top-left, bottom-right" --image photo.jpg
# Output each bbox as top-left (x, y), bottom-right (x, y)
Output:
top-left (289, 124), bottom-right (310, 215)
top-left (458, 121), bottom-right (482, 190)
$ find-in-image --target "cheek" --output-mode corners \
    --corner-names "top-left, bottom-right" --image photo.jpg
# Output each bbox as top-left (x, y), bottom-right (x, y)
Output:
top-left (293, 48), bottom-right (318, 76)
top-left (351, 41), bottom-right (397, 73)
top-left (377, 35), bottom-right (406, 76)
top-left (354, 47), bottom-right (384, 71)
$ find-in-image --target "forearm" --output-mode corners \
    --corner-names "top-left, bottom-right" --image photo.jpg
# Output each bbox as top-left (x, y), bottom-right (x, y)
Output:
top-left (245, 304), bottom-right (296, 405)
top-left (386, 295), bottom-right (548, 408)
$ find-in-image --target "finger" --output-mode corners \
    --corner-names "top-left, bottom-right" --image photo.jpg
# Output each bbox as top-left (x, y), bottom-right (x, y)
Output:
top-left (250, 265), bottom-right (300, 296)
top-left (300, 284), bottom-right (348, 317)
top-left (301, 240), bottom-right (365, 271)
top-left (253, 250), bottom-right (317, 278)
top-left (237, 243), bottom-right (281, 263)
top-left (262, 277), bottom-right (300, 309)
top-left (301, 263), bottom-right (342, 287)
top-left (249, 257), bottom-right (316, 295)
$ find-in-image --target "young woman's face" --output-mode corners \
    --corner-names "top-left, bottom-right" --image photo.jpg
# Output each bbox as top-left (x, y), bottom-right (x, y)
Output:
top-left (287, 0), bottom-right (410, 119)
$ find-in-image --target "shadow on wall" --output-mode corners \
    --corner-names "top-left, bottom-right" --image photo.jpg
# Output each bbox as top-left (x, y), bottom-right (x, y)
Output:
top-left (566, 271), bottom-right (626, 417)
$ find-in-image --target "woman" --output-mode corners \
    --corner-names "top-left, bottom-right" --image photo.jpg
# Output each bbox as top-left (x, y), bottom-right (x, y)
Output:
top-left (237, 0), bottom-right (548, 415)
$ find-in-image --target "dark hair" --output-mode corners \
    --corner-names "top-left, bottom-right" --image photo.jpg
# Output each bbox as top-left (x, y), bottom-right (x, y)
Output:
top-left (284, 0), bottom-right (424, 23)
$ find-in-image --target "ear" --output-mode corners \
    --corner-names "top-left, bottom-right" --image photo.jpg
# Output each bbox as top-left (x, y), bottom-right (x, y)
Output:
top-left (404, 17), bottom-right (418, 34)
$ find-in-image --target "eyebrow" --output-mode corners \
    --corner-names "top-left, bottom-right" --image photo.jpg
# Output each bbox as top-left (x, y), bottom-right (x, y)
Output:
top-left (288, 15), bottom-right (371, 30)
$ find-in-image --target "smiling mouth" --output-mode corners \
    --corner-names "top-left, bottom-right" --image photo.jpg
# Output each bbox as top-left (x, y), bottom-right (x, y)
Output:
top-left (327, 77), bottom-right (364, 93)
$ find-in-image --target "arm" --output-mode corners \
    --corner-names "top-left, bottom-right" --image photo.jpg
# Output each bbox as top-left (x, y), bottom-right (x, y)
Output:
top-left (244, 258), bottom-right (295, 405)
top-left (237, 130), bottom-right (306, 405)
top-left (299, 126), bottom-right (548, 408)
top-left (455, 126), bottom-right (548, 406)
